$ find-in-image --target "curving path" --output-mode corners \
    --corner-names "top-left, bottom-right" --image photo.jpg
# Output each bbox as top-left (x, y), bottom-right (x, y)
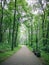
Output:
top-left (0, 45), bottom-right (43, 65)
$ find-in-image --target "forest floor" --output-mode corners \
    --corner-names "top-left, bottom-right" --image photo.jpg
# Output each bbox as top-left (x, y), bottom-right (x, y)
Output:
top-left (0, 45), bottom-right (43, 65)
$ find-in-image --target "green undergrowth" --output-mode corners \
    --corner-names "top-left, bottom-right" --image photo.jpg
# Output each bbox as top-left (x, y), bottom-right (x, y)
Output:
top-left (27, 45), bottom-right (49, 65)
top-left (27, 45), bottom-right (33, 51)
top-left (0, 45), bottom-right (21, 63)
top-left (41, 51), bottom-right (49, 65)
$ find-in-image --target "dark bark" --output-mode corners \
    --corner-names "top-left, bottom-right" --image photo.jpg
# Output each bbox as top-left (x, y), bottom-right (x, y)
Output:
top-left (0, 0), bottom-right (6, 42)
top-left (8, 26), bottom-right (11, 44)
top-left (14, 22), bottom-right (19, 47)
top-left (0, 1), bottom-right (3, 42)
top-left (36, 33), bottom-right (38, 51)
top-left (42, 10), bottom-right (45, 46)
top-left (11, 0), bottom-right (16, 50)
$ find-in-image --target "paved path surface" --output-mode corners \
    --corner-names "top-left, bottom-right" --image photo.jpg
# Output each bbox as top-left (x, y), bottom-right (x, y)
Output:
top-left (0, 45), bottom-right (43, 65)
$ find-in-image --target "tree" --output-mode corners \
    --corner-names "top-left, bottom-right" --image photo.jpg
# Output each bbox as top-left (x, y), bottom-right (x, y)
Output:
top-left (11, 0), bottom-right (17, 50)
top-left (0, 0), bottom-right (4, 42)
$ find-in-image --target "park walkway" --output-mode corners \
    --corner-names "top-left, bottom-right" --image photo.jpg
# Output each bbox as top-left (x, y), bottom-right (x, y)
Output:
top-left (0, 45), bottom-right (43, 65)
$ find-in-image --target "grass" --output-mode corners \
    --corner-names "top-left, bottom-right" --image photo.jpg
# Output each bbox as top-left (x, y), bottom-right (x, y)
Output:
top-left (0, 45), bottom-right (21, 63)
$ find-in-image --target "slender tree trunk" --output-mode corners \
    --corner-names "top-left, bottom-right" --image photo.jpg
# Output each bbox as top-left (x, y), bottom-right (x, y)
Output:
top-left (8, 26), bottom-right (11, 44)
top-left (42, 10), bottom-right (45, 46)
top-left (46, 22), bottom-right (49, 44)
top-left (14, 22), bottom-right (19, 47)
top-left (31, 21), bottom-right (33, 47)
top-left (36, 28), bottom-right (38, 51)
top-left (8, 19), bottom-right (11, 44)
top-left (11, 0), bottom-right (16, 50)
top-left (0, 1), bottom-right (3, 42)
top-left (0, 0), bottom-right (6, 43)
top-left (28, 28), bottom-right (30, 46)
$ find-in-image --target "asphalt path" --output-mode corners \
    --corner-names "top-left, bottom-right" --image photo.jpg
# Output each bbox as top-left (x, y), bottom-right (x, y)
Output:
top-left (0, 45), bottom-right (43, 65)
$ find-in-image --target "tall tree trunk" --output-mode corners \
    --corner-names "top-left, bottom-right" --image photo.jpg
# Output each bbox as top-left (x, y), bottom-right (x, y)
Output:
top-left (28, 28), bottom-right (30, 46)
top-left (36, 27), bottom-right (38, 51)
top-left (8, 19), bottom-right (11, 44)
top-left (8, 26), bottom-right (11, 44)
top-left (0, 0), bottom-right (6, 43)
top-left (46, 22), bottom-right (49, 44)
top-left (31, 21), bottom-right (33, 47)
top-left (14, 21), bottom-right (19, 47)
top-left (0, 1), bottom-right (3, 42)
top-left (42, 10), bottom-right (45, 46)
top-left (11, 0), bottom-right (16, 50)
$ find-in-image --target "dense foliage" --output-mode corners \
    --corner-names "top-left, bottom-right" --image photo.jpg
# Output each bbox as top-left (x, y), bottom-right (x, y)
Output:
top-left (0, 0), bottom-right (49, 65)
